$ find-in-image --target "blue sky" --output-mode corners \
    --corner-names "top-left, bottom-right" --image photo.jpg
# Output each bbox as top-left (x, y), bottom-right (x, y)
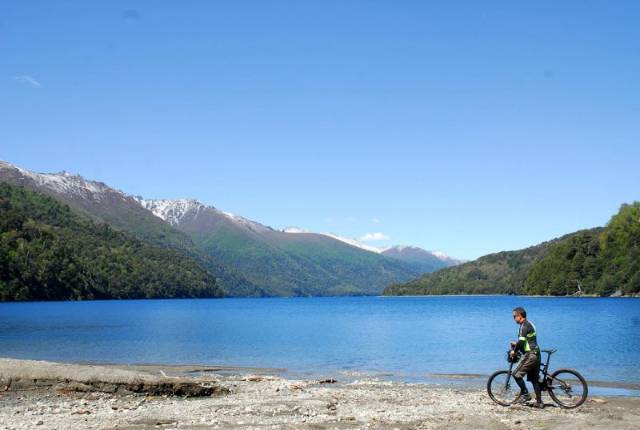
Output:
top-left (2, 1), bottom-right (639, 260)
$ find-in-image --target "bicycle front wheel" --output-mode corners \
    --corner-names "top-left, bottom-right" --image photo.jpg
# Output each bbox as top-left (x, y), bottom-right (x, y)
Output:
top-left (548, 368), bottom-right (588, 409)
top-left (487, 370), bottom-right (518, 406)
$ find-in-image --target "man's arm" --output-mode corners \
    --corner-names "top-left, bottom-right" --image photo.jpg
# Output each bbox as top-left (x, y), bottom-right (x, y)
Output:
top-left (514, 322), bottom-right (530, 352)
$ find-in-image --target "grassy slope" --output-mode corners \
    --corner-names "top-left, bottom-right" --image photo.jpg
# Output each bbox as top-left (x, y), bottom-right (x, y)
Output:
top-left (179, 213), bottom-right (420, 296)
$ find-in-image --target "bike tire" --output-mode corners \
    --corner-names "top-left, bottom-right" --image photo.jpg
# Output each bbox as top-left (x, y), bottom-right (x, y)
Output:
top-left (548, 368), bottom-right (588, 409)
top-left (487, 370), bottom-right (518, 406)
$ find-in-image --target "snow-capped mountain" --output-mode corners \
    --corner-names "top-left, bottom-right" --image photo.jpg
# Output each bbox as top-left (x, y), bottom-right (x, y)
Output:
top-left (0, 161), bottom-right (460, 266)
top-left (0, 160), bottom-right (202, 253)
top-left (0, 160), bottom-right (264, 297)
top-left (0, 160), bottom-right (458, 296)
top-left (0, 160), bottom-right (126, 201)
top-left (136, 198), bottom-right (206, 227)
top-left (137, 198), bottom-right (274, 235)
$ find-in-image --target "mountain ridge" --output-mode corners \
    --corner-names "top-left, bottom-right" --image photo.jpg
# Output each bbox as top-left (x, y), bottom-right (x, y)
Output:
top-left (0, 161), bottom-right (451, 297)
top-left (134, 196), bottom-right (423, 296)
top-left (0, 161), bottom-right (262, 296)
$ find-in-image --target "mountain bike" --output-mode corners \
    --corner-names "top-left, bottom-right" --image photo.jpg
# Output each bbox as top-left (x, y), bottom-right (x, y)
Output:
top-left (487, 349), bottom-right (588, 409)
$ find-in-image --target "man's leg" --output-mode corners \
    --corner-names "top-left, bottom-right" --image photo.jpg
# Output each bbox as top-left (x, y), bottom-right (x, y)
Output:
top-left (512, 376), bottom-right (532, 403)
top-left (531, 378), bottom-right (543, 403)
top-left (512, 354), bottom-right (536, 403)
top-left (512, 366), bottom-right (531, 403)
top-left (514, 375), bottom-right (528, 395)
top-left (530, 355), bottom-right (544, 407)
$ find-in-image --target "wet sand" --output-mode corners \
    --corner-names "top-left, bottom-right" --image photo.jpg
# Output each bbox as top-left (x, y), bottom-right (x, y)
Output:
top-left (1, 358), bottom-right (639, 429)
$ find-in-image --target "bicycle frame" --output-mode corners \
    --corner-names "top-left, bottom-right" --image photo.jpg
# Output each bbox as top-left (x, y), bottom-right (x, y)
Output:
top-left (506, 351), bottom-right (566, 392)
top-left (503, 350), bottom-right (551, 391)
top-left (539, 351), bottom-right (552, 389)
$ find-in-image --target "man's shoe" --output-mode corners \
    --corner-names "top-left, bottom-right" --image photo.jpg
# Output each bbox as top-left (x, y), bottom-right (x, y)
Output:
top-left (512, 393), bottom-right (532, 404)
top-left (532, 402), bottom-right (545, 409)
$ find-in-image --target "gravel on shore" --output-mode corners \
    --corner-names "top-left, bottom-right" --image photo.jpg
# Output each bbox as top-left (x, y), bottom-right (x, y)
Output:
top-left (1, 358), bottom-right (639, 430)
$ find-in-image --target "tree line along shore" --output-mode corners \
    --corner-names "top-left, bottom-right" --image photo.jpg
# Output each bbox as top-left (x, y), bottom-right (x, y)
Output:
top-left (385, 202), bottom-right (640, 297)
top-left (1, 181), bottom-right (639, 301)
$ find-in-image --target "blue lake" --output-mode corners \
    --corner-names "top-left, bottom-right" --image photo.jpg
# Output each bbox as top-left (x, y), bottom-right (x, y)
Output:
top-left (1, 296), bottom-right (639, 391)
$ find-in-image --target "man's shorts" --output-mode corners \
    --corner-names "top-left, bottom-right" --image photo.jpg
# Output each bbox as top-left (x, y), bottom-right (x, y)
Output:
top-left (514, 351), bottom-right (541, 382)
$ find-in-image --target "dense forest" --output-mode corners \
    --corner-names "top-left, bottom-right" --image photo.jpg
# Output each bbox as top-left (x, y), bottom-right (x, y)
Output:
top-left (525, 203), bottom-right (640, 296)
top-left (384, 202), bottom-right (640, 297)
top-left (0, 183), bottom-right (223, 301)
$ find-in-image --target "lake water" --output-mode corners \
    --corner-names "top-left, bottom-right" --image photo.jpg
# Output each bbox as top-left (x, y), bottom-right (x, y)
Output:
top-left (1, 296), bottom-right (639, 393)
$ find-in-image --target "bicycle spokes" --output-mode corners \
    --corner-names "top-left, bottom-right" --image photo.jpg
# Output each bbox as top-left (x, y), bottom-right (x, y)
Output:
top-left (548, 370), bottom-right (588, 408)
top-left (487, 370), bottom-right (519, 406)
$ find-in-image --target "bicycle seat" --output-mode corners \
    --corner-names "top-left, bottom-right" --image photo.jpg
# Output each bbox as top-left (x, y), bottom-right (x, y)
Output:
top-left (542, 348), bottom-right (557, 354)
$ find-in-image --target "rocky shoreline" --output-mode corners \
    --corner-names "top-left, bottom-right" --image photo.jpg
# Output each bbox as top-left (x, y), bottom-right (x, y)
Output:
top-left (1, 358), bottom-right (639, 429)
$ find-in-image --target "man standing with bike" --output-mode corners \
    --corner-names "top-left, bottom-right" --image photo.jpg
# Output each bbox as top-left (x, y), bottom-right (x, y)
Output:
top-left (510, 307), bottom-right (544, 409)
top-left (488, 308), bottom-right (588, 409)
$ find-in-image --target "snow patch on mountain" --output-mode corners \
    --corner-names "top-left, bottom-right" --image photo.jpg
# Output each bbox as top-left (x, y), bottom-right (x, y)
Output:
top-left (431, 250), bottom-right (449, 260)
top-left (382, 245), bottom-right (462, 266)
top-left (321, 233), bottom-right (384, 253)
top-left (136, 196), bottom-right (273, 233)
top-left (283, 227), bottom-right (308, 234)
top-left (282, 227), bottom-right (384, 253)
top-left (136, 198), bottom-right (206, 227)
top-left (221, 211), bottom-right (273, 233)
top-left (0, 160), bottom-right (124, 200)
top-left (384, 245), bottom-right (421, 253)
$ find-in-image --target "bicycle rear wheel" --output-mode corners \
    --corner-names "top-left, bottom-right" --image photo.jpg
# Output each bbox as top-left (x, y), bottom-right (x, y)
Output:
top-left (487, 370), bottom-right (519, 406)
top-left (548, 368), bottom-right (588, 408)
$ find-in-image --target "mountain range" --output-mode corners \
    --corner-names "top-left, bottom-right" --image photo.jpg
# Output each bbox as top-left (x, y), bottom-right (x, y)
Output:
top-left (0, 160), bottom-right (459, 298)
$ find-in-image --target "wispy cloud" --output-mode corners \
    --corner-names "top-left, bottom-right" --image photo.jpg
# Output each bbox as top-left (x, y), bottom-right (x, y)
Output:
top-left (13, 75), bottom-right (41, 88)
top-left (121, 9), bottom-right (142, 22)
top-left (371, 217), bottom-right (381, 224)
top-left (359, 232), bottom-right (390, 242)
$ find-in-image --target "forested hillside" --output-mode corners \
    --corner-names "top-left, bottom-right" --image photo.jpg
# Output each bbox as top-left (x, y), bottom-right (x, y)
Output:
top-left (0, 183), bottom-right (223, 301)
top-left (383, 234), bottom-right (570, 295)
top-left (525, 202), bottom-right (640, 296)
top-left (385, 202), bottom-right (640, 297)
